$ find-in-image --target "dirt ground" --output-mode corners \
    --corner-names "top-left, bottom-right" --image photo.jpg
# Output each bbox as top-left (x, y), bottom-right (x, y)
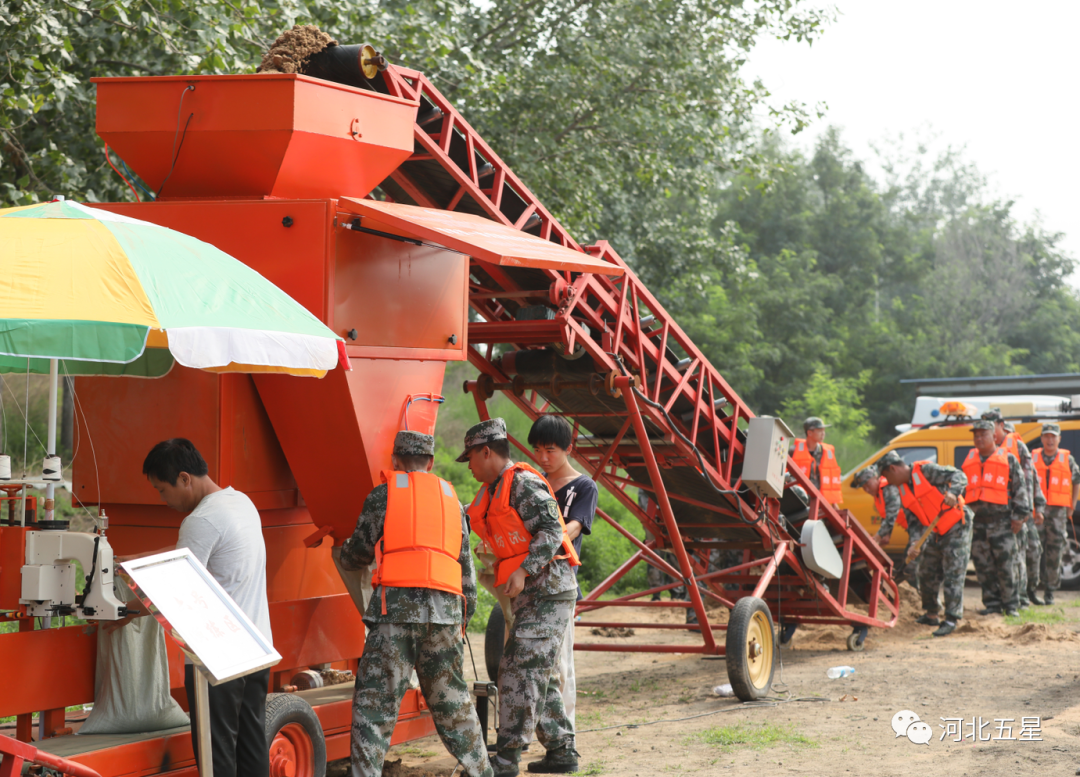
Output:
top-left (330, 579), bottom-right (1080, 777)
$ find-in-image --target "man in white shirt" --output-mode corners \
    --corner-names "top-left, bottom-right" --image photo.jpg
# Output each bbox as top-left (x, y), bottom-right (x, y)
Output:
top-left (141, 438), bottom-right (274, 777)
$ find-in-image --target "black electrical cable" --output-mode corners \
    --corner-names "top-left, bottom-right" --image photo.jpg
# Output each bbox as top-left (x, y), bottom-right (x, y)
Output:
top-left (156, 85), bottom-right (195, 198)
top-left (77, 535), bottom-right (100, 607)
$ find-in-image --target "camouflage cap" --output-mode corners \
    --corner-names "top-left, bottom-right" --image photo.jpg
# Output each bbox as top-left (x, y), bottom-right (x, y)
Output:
top-left (877, 450), bottom-right (904, 469)
top-left (981, 409), bottom-right (1004, 423)
top-left (393, 430), bottom-right (434, 457)
top-left (803, 416), bottom-right (831, 431)
top-left (1042, 422), bottom-right (1062, 436)
top-left (1003, 421), bottom-right (1016, 433)
top-left (851, 467), bottom-right (879, 488)
top-left (971, 419), bottom-right (995, 432)
top-left (455, 418), bottom-right (508, 462)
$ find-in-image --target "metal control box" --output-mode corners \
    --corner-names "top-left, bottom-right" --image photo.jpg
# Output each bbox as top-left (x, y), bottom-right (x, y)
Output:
top-left (743, 416), bottom-right (795, 499)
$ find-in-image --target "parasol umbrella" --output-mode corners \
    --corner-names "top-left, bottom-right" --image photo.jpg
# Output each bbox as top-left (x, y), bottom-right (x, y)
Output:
top-left (0, 198), bottom-right (348, 520)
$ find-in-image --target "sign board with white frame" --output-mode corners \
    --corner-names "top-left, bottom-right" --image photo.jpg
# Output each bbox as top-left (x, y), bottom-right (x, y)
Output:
top-left (120, 548), bottom-right (280, 685)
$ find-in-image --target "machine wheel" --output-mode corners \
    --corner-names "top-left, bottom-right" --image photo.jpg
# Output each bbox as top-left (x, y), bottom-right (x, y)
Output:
top-left (265, 693), bottom-right (326, 777)
top-left (484, 606), bottom-right (506, 684)
top-left (725, 597), bottom-right (776, 701)
top-left (846, 626), bottom-right (868, 652)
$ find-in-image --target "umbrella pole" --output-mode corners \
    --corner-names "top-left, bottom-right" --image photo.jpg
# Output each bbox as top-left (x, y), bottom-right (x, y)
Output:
top-left (45, 359), bottom-right (58, 522)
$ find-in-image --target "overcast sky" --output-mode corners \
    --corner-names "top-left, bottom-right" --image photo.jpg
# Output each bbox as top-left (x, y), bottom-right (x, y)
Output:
top-left (744, 0), bottom-right (1079, 265)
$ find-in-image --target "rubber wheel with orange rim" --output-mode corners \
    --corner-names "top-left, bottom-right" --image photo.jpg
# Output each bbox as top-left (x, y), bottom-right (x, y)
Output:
top-left (265, 692), bottom-right (326, 777)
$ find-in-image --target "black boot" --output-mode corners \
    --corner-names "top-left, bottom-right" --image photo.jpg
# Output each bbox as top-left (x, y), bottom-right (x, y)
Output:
top-left (915, 613), bottom-right (940, 626)
top-left (978, 606), bottom-right (1002, 616)
top-left (1045, 590), bottom-right (1055, 605)
top-left (932, 620), bottom-right (957, 637)
top-left (527, 744), bottom-right (580, 774)
top-left (1030, 590), bottom-right (1046, 606)
top-left (494, 750), bottom-right (522, 777)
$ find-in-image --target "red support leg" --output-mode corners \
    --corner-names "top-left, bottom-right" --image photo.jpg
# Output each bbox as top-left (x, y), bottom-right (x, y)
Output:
top-left (618, 376), bottom-right (718, 653)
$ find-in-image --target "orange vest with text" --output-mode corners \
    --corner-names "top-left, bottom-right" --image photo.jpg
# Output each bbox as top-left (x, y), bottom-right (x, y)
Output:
top-left (1033, 448), bottom-right (1073, 507)
top-left (466, 462), bottom-right (581, 587)
top-left (371, 470), bottom-right (464, 599)
top-left (791, 440), bottom-right (843, 504)
top-left (962, 447), bottom-right (1010, 506)
top-left (898, 462), bottom-right (965, 536)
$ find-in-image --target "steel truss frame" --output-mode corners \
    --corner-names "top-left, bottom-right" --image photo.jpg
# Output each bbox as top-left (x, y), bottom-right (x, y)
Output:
top-left (379, 65), bottom-right (899, 654)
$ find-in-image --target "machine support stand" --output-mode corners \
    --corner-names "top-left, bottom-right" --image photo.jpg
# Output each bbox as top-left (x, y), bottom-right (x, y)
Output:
top-left (194, 667), bottom-right (214, 777)
top-left (619, 377), bottom-right (717, 653)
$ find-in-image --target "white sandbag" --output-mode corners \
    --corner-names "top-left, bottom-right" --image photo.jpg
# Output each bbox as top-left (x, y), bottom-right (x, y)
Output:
top-left (78, 583), bottom-right (189, 735)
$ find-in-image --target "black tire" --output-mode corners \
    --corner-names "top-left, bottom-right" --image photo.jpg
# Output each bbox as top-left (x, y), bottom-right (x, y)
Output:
top-left (264, 692), bottom-right (327, 777)
top-left (484, 606), bottom-right (506, 684)
top-left (725, 597), bottom-right (776, 702)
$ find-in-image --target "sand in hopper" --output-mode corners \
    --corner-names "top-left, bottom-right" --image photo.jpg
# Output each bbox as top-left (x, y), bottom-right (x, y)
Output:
top-left (259, 24), bottom-right (337, 74)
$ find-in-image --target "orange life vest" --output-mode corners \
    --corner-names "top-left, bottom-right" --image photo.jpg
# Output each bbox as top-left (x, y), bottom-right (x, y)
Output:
top-left (1033, 448), bottom-right (1073, 507)
top-left (872, 475), bottom-right (904, 530)
top-left (466, 461), bottom-right (581, 587)
top-left (371, 470), bottom-right (464, 607)
top-left (898, 462), bottom-right (965, 536)
top-left (791, 440), bottom-right (843, 504)
top-left (962, 447), bottom-right (1010, 506)
top-left (1002, 432), bottom-right (1023, 463)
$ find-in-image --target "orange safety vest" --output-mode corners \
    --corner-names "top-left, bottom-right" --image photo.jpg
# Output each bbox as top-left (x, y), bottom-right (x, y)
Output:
top-left (466, 461), bottom-right (581, 587)
top-left (873, 476), bottom-right (905, 530)
top-left (898, 462), bottom-right (965, 536)
top-left (1002, 432), bottom-right (1023, 463)
top-left (371, 470), bottom-right (464, 608)
top-left (962, 447), bottom-right (1010, 506)
top-left (1033, 448), bottom-right (1073, 507)
top-left (791, 440), bottom-right (843, 504)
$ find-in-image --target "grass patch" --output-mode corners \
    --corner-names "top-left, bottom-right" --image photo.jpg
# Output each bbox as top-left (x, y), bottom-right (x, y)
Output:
top-left (1004, 607), bottom-right (1067, 625)
top-left (693, 722), bottom-right (817, 751)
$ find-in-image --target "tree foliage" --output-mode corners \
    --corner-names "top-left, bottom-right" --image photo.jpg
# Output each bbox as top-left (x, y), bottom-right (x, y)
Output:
top-left (634, 130), bottom-right (1080, 448)
top-left (0, 0), bottom-right (831, 212)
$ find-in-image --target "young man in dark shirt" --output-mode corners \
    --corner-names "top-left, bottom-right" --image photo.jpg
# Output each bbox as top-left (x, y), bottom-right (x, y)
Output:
top-left (528, 414), bottom-right (597, 772)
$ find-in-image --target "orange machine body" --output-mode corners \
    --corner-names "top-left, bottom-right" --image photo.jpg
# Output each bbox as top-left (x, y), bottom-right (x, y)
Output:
top-left (0, 74), bottom-right (475, 771)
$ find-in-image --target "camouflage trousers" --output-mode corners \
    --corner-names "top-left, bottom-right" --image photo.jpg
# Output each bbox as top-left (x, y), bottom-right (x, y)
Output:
top-left (351, 623), bottom-right (492, 777)
top-left (496, 598), bottom-right (575, 759)
top-left (1039, 507), bottom-right (1071, 592)
top-left (917, 518), bottom-right (972, 622)
top-left (647, 549), bottom-right (687, 600)
top-left (903, 521), bottom-right (927, 591)
top-left (1014, 518), bottom-right (1042, 605)
top-left (971, 516), bottom-right (1019, 612)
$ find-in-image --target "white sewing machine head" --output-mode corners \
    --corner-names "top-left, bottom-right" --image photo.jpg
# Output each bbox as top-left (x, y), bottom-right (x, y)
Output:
top-left (20, 529), bottom-right (128, 620)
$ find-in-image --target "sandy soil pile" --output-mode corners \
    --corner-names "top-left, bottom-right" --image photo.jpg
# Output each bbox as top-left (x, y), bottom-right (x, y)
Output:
top-left (259, 25), bottom-right (337, 74)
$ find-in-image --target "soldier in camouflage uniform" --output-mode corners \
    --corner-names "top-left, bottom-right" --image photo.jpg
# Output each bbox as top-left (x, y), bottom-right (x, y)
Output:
top-left (458, 419), bottom-right (579, 777)
top-left (988, 413), bottom-right (1045, 607)
top-left (1031, 422), bottom-right (1080, 604)
top-left (966, 420), bottom-right (1031, 617)
top-left (880, 450), bottom-right (971, 637)
top-left (857, 461), bottom-right (922, 585)
top-left (340, 431), bottom-right (492, 777)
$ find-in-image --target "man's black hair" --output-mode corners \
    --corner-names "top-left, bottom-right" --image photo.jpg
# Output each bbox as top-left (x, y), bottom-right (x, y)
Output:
top-left (527, 414), bottom-right (573, 451)
top-left (142, 438), bottom-right (209, 485)
top-left (486, 438), bottom-right (512, 459)
top-left (395, 454), bottom-right (434, 472)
